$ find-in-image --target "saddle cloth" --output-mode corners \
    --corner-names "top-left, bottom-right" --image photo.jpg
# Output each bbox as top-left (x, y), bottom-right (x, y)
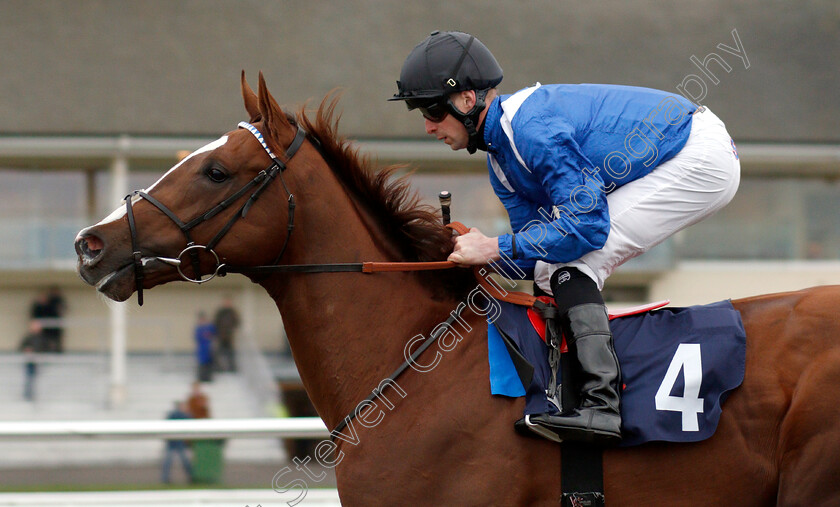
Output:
top-left (488, 300), bottom-right (746, 447)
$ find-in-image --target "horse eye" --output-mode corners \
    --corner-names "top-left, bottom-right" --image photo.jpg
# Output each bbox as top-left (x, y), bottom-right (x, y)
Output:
top-left (205, 167), bottom-right (229, 183)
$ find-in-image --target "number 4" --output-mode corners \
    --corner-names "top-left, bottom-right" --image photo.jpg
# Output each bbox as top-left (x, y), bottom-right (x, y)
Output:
top-left (655, 343), bottom-right (704, 431)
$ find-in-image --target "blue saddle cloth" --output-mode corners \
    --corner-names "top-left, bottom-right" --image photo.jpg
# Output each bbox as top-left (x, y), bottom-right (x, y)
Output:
top-left (488, 300), bottom-right (746, 447)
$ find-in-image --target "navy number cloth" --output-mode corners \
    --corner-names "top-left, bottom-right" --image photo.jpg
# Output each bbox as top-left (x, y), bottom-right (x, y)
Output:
top-left (488, 300), bottom-right (746, 447)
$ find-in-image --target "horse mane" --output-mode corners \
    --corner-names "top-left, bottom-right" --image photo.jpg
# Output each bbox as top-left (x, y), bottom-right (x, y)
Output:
top-left (293, 93), bottom-right (475, 297)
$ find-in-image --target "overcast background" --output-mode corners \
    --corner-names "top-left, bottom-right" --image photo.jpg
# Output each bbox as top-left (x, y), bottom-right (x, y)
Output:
top-left (0, 0), bottom-right (837, 142)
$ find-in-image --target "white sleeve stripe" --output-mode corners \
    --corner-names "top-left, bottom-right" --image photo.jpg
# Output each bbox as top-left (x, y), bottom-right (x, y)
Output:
top-left (499, 83), bottom-right (541, 173)
top-left (489, 154), bottom-right (515, 193)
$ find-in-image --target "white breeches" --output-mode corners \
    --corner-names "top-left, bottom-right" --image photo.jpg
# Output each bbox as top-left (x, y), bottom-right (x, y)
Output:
top-left (535, 107), bottom-right (741, 293)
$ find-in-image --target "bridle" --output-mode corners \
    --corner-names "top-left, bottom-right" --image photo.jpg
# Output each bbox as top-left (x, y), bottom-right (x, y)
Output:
top-left (124, 121), bottom-right (306, 306)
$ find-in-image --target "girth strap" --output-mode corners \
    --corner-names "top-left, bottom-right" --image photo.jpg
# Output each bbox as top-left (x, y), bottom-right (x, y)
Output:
top-left (561, 443), bottom-right (605, 507)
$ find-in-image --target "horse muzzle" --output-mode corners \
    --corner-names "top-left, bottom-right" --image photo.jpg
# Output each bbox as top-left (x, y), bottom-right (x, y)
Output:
top-left (75, 228), bottom-right (184, 302)
top-left (74, 231), bottom-right (132, 301)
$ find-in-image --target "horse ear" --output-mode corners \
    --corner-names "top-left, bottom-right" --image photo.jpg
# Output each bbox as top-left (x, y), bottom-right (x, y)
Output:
top-left (241, 71), bottom-right (261, 122)
top-left (257, 71), bottom-right (290, 136)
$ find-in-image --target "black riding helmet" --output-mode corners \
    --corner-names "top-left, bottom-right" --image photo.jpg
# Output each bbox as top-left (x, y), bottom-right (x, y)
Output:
top-left (390, 31), bottom-right (503, 153)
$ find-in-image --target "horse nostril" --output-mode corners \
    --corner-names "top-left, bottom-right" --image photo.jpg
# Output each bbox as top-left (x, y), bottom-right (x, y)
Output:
top-left (76, 234), bottom-right (105, 263)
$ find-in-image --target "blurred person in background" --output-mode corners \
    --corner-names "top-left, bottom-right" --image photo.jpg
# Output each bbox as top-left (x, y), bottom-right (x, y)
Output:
top-left (30, 287), bottom-right (65, 352)
top-left (187, 381), bottom-right (211, 419)
top-left (194, 312), bottom-right (216, 382)
top-left (213, 295), bottom-right (240, 372)
top-left (161, 400), bottom-right (193, 484)
top-left (19, 320), bottom-right (44, 401)
top-left (45, 286), bottom-right (66, 352)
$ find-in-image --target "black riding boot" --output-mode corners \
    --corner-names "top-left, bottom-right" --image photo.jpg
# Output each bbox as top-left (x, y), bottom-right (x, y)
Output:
top-left (529, 303), bottom-right (622, 444)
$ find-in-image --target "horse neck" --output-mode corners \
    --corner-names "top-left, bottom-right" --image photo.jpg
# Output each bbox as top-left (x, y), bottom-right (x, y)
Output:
top-left (257, 166), bottom-right (454, 428)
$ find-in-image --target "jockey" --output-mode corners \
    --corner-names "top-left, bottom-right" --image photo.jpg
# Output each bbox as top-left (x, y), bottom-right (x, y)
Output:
top-left (390, 31), bottom-right (741, 445)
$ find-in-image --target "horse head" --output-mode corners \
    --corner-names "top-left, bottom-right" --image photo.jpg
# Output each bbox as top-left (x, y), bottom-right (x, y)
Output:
top-left (75, 72), bottom-right (306, 303)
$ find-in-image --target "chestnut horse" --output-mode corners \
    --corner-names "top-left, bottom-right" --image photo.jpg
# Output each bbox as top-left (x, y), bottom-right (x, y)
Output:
top-left (75, 74), bottom-right (840, 506)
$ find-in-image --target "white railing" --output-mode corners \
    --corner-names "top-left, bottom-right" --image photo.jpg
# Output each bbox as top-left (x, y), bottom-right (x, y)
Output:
top-left (0, 489), bottom-right (342, 507)
top-left (0, 417), bottom-right (329, 440)
top-left (0, 418), bottom-right (339, 506)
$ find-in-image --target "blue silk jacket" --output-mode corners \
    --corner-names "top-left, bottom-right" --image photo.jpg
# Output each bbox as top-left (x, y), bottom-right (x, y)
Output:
top-left (483, 83), bottom-right (697, 273)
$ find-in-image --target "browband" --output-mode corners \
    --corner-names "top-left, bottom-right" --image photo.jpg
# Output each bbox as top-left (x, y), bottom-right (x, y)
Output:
top-left (238, 121), bottom-right (307, 170)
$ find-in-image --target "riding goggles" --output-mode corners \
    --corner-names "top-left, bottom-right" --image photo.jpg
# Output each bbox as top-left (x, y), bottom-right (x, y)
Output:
top-left (405, 98), bottom-right (450, 123)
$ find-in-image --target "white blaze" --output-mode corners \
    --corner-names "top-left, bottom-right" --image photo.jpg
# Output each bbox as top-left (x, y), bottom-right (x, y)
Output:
top-left (146, 135), bottom-right (229, 192)
top-left (94, 136), bottom-right (229, 226)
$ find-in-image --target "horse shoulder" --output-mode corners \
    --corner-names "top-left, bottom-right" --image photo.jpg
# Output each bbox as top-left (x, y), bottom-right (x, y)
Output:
top-left (334, 309), bottom-right (561, 505)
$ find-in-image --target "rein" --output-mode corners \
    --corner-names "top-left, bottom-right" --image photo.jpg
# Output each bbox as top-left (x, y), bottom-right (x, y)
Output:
top-left (219, 259), bottom-right (458, 275)
top-left (218, 221), bottom-right (543, 309)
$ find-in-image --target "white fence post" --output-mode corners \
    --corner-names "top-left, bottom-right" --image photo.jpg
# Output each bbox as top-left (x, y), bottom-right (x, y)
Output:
top-left (108, 142), bottom-right (130, 408)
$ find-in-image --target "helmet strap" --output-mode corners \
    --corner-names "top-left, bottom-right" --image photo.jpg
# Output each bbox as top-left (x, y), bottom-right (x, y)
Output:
top-left (446, 88), bottom-right (490, 154)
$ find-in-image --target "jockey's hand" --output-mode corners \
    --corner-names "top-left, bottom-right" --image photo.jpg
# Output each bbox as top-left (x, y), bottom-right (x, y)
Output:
top-left (448, 227), bottom-right (501, 266)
